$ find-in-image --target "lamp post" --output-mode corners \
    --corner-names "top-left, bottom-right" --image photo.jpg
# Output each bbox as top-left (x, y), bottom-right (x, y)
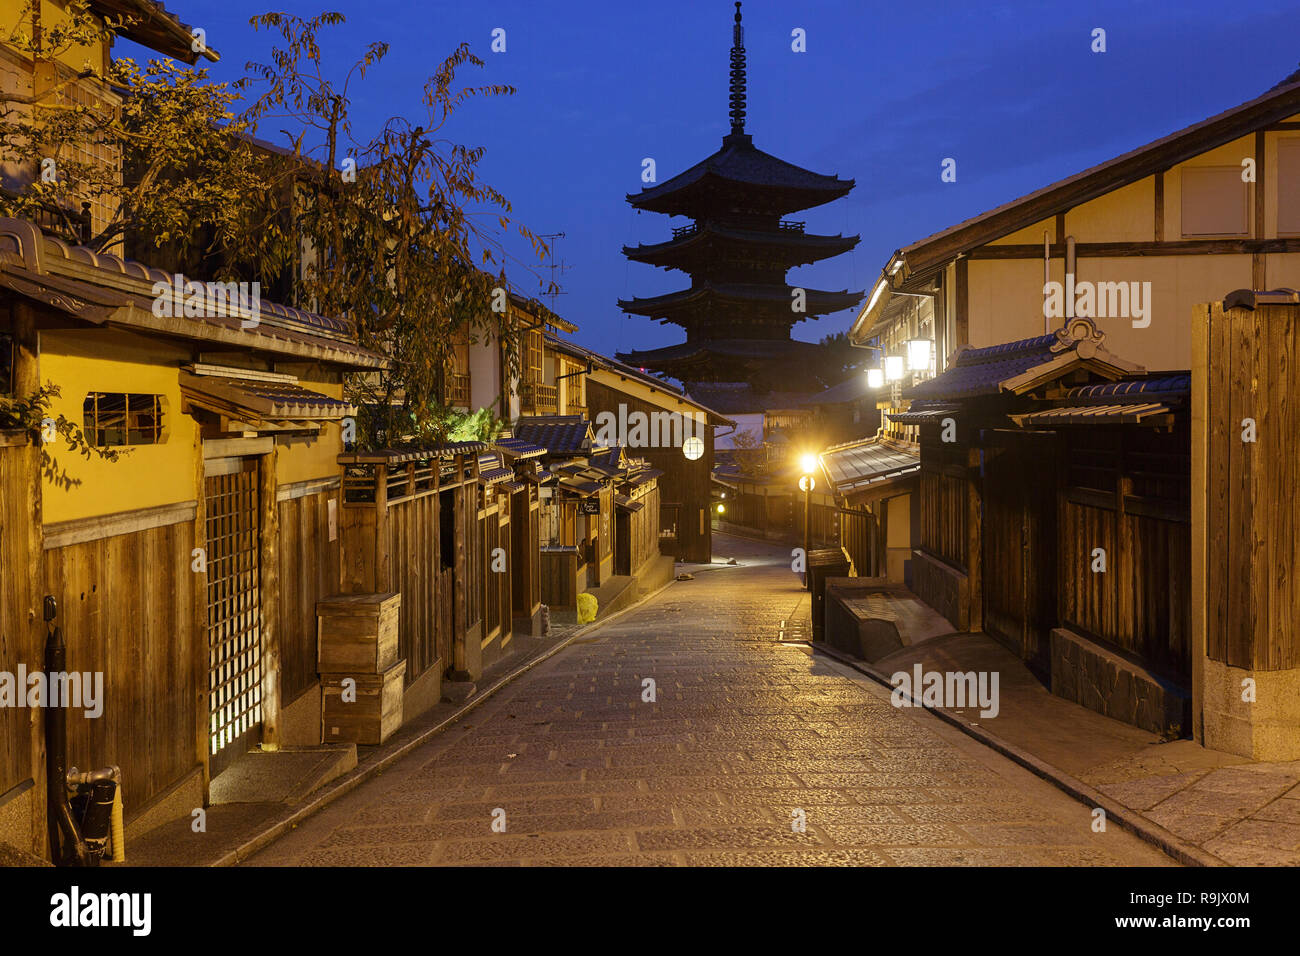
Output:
top-left (799, 453), bottom-right (817, 591)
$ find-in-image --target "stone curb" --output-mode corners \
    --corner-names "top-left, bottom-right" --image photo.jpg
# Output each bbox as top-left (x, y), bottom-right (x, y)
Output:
top-left (809, 642), bottom-right (1228, 868)
top-left (209, 575), bottom-right (679, 867)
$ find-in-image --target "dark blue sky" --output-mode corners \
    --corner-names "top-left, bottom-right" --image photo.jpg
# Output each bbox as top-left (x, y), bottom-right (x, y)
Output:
top-left (128, 0), bottom-right (1300, 361)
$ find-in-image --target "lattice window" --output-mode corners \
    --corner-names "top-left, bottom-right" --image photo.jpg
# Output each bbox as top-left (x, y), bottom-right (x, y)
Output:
top-left (205, 466), bottom-right (262, 762)
top-left (82, 392), bottom-right (163, 445)
top-left (52, 80), bottom-right (120, 241)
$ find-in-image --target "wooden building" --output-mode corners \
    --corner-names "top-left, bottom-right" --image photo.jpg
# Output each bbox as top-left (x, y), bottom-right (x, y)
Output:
top-left (1193, 290), bottom-right (1300, 759)
top-left (0, 216), bottom-right (383, 857)
top-left (545, 335), bottom-right (729, 563)
top-left (851, 64), bottom-right (1300, 381)
top-left (818, 429), bottom-right (920, 584)
top-left (893, 318), bottom-right (1192, 735)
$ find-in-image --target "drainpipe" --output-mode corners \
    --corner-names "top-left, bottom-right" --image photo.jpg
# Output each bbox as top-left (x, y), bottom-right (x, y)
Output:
top-left (44, 596), bottom-right (91, 867)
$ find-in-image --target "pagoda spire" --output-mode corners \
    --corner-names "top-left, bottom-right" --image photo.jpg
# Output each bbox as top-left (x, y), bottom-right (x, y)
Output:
top-left (728, 2), bottom-right (746, 134)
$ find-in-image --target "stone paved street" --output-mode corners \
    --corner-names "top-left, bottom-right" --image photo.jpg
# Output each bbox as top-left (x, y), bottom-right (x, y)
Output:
top-left (249, 534), bottom-right (1176, 867)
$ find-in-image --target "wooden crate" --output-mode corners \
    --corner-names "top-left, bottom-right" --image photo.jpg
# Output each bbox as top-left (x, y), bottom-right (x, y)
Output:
top-left (321, 659), bottom-right (406, 745)
top-left (317, 592), bottom-right (400, 674)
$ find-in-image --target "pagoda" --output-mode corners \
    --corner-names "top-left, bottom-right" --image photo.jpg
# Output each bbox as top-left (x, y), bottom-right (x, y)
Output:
top-left (617, 2), bottom-right (862, 396)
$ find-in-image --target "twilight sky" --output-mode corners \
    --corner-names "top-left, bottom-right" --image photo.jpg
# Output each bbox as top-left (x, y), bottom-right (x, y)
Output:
top-left (123, 0), bottom-right (1300, 362)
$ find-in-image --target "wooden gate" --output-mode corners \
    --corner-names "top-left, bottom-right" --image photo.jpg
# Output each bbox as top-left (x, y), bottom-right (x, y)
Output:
top-left (982, 436), bottom-right (1056, 668)
top-left (204, 458), bottom-right (263, 777)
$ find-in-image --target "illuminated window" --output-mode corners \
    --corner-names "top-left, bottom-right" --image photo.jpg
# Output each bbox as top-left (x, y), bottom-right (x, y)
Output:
top-left (83, 392), bottom-right (164, 446)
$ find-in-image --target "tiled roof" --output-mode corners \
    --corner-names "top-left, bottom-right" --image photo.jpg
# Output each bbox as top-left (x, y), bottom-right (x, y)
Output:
top-left (820, 438), bottom-right (920, 496)
top-left (0, 218), bottom-right (384, 369)
top-left (338, 442), bottom-right (485, 464)
top-left (494, 437), bottom-right (547, 460)
top-left (1009, 373), bottom-right (1190, 427)
top-left (627, 132), bottom-right (854, 215)
top-left (179, 371), bottom-right (354, 423)
top-left (904, 320), bottom-right (1139, 402)
top-left (512, 415), bottom-right (593, 456)
top-left (886, 402), bottom-right (962, 426)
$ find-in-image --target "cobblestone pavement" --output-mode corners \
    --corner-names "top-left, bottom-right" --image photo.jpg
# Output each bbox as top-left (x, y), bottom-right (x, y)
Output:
top-left (250, 534), bottom-right (1175, 867)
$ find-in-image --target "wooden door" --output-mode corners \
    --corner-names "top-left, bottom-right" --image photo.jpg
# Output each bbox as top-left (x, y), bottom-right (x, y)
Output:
top-left (983, 437), bottom-right (1056, 666)
top-left (204, 458), bottom-right (263, 777)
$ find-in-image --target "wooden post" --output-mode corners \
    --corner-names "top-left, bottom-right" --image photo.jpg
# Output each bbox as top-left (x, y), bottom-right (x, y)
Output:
top-left (193, 435), bottom-right (210, 801)
top-left (1190, 304), bottom-right (1209, 743)
top-left (258, 445), bottom-right (281, 750)
top-left (374, 462), bottom-right (390, 593)
top-left (12, 303), bottom-right (47, 856)
top-left (966, 448), bottom-right (983, 632)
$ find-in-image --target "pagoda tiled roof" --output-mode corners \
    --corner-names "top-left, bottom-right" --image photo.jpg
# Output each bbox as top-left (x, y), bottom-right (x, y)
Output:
top-left (626, 132), bottom-right (854, 217)
top-left (618, 282), bottom-right (862, 320)
top-left (623, 223), bottom-right (858, 271)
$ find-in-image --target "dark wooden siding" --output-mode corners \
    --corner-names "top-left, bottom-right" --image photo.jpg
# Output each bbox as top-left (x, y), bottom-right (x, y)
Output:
top-left (0, 442), bottom-right (38, 800)
top-left (277, 487), bottom-right (339, 705)
top-left (44, 520), bottom-right (200, 815)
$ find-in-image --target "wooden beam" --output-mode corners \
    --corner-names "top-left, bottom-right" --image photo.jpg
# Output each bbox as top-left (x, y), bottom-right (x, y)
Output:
top-left (1255, 130), bottom-right (1267, 240)
top-left (955, 258), bottom-right (969, 348)
top-left (967, 237), bottom-right (1300, 259)
top-left (1154, 171), bottom-right (1165, 241)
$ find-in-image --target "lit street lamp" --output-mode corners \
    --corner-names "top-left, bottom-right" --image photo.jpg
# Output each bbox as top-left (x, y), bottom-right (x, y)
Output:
top-left (799, 454), bottom-right (817, 591)
top-left (866, 367), bottom-right (884, 389)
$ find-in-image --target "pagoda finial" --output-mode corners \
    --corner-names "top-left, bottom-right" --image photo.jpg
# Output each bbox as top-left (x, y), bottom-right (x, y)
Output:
top-left (728, 2), bottom-right (746, 134)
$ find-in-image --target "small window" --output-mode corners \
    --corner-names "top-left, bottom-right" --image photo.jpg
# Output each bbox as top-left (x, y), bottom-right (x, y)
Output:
top-left (83, 392), bottom-right (164, 446)
top-left (1278, 140), bottom-right (1300, 236)
top-left (1181, 166), bottom-right (1248, 237)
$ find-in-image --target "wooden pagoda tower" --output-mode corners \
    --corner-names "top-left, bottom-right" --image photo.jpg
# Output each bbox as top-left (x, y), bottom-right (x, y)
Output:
top-left (617, 2), bottom-right (862, 395)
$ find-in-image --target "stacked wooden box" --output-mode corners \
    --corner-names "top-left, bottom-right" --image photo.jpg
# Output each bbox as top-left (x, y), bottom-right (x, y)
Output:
top-left (317, 592), bottom-right (405, 745)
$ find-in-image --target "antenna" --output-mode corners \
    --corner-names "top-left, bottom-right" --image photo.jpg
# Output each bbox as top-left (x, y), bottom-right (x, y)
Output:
top-left (538, 232), bottom-right (572, 311)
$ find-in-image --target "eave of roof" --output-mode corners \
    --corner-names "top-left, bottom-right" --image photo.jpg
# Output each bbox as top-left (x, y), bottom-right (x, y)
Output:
top-left (0, 218), bottom-right (384, 369)
top-left (92, 0), bottom-right (221, 63)
top-left (894, 77), bottom-right (1300, 276)
top-left (625, 132), bottom-right (854, 213)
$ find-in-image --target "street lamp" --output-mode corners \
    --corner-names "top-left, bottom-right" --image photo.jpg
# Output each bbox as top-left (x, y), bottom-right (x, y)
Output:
top-left (799, 458), bottom-right (817, 591)
top-left (866, 367), bottom-right (884, 389)
top-left (884, 355), bottom-right (905, 381)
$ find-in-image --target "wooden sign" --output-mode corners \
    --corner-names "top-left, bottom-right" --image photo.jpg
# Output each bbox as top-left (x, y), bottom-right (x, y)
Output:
top-left (579, 499), bottom-right (600, 515)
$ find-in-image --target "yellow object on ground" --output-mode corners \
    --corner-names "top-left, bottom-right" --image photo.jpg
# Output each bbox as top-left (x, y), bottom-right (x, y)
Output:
top-left (577, 592), bottom-right (598, 624)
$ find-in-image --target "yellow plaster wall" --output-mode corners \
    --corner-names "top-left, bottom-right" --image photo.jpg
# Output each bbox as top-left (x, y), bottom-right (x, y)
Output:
top-left (38, 329), bottom-right (198, 523)
top-left (1065, 178), bottom-right (1155, 242)
top-left (968, 254), bottom-right (1253, 371)
top-left (993, 217), bottom-right (1055, 246)
top-left (273, 368), bottom-right (345, 486)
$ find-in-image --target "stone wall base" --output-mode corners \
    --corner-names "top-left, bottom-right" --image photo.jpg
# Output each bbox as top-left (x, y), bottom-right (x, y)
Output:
top-left (1050, 626), bottom-right (1189, 736)
top-left (1200, 657), bottom-right (1300, 760)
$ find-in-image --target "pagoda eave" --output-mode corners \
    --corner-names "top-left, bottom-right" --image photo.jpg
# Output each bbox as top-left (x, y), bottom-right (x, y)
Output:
top-left (618, 284), bottom-right (863, 319)
top-left (622, 228), bottom-right (859, 270)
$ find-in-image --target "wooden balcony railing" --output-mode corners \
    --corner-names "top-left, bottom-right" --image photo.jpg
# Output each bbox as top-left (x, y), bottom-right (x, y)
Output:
top-left (521, 382), bottom-right (558, 413)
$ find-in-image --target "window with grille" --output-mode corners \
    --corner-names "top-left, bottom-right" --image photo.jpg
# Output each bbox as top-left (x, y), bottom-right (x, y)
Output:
top-left (83, 392), bottom-right (164, 446)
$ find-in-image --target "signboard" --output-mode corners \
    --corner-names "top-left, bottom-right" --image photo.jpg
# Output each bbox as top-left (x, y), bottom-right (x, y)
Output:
top-left (579, 499), bottom-right (600, 515)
